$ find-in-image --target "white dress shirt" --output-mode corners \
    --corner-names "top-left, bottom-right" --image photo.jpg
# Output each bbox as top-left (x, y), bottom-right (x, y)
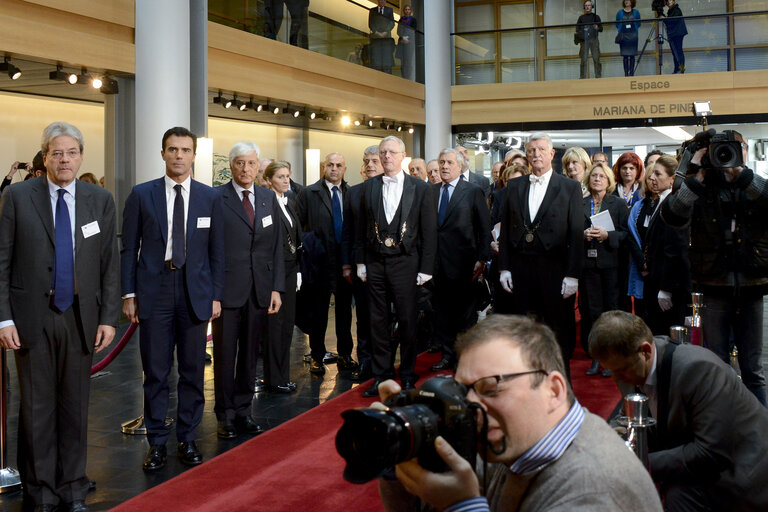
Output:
top-left (438, 175), bottom-right (461, 212)
top-left (232, 180), bottom-right (256, 211)
top-left (528, 169), bottom-right (553, 220)
top-left (164, 174), bottom-right (190, 261)
top-left (382, 170), bottom-right (405, 224)
top-left (274, 191), bottom-right (292, 227)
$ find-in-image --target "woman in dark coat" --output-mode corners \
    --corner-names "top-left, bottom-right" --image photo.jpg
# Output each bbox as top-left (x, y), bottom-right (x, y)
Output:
top-left (664, 0), bottom-right (688, 73)
top-left (396, 4), bottom-right (417, 81)
top-left (616, 0), bottom-right (641, 76)
top-left (579, 163), bottom-right (629, 376)
top-left (264, 161), bottom-right (303, 393)
top-left (631, 154), bottom-right (691, 336)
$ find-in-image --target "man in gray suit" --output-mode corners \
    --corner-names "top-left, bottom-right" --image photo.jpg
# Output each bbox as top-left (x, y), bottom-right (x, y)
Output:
top-left (0, 122), bottom-right (119, 512)
top-left (454, 144), bottom-right (490, 198)
top-left (590, 311), bottom-right (768, 512)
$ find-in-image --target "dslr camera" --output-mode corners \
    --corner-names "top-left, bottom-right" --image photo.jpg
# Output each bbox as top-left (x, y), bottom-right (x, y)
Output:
top-left (652, 0), bottom-right (666, 16)
top-left (680, 129), bottom-right (744, 173)
top-left (335, 376), bottom-right (479, 484)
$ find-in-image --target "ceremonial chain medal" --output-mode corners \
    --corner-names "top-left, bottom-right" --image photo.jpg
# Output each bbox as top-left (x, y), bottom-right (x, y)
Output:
top-left (286, 230), bottom-right (296, 254)
top-left (524, 220), bottom-right (541, 243)
top-left (375, 221), bottom-right (407, 247)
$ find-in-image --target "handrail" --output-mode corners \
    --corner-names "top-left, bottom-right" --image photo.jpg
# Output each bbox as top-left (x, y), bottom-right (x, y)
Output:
top-left (451, 9), bottom-right (768, 36)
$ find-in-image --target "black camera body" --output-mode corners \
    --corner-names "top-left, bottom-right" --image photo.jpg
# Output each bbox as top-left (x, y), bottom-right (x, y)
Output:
top-left (336, 376), bottom-right (478, 484)
top-left (681, 129), bottom-right (744, 172)
top-left (652, 0), bottom-right (666, 16)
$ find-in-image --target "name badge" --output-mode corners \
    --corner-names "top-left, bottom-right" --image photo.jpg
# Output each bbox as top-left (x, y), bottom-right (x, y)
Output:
top-left (197, 217), bottom-right (211, 228)
top-left (262, 215), bottom-right (273, 228)
top-left (81, 220), bottom-right (100, 238)
top-left (587, 249), bottom-right (598, 258)
top-left (625, 24), bottom-right (632, 29)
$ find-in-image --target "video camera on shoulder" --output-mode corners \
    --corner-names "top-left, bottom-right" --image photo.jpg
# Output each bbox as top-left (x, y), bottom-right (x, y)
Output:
top-left (679, 128), bottom-right (744, 174)
top-left (335, 375), bottom-right (479, 484)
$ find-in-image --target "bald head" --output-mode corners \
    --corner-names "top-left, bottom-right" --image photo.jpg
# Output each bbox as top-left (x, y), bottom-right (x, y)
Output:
top-left (408, 158), bottom-right (427, 181)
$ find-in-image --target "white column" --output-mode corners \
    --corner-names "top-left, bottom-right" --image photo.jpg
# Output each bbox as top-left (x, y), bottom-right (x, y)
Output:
top-left (135, 0), bottom-right (191, 185)
top-left (423, 0), bottom-right (452, 161)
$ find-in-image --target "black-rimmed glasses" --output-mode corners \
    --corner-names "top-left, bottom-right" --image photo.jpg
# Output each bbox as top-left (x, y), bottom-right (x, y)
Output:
top-left (466, 370), bottom-right (548, 397)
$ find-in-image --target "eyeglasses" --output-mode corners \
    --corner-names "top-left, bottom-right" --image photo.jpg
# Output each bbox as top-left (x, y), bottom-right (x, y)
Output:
top-left (233, 160), bottom-right (258, 168)
top-left (48, 149), bottom-right (81, 160)
top-left (466, 369), bottom-right (548, 397)
top-left (380, 150), bottom-right (402, 156)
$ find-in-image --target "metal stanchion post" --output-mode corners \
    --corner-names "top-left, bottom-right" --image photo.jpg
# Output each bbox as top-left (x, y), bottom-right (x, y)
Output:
top-left (0, 348), bottom-right (21, 494)
top-left (121, 374), bottom-right (173, 435)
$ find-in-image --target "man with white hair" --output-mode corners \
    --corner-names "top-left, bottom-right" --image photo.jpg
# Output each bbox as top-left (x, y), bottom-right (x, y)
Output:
top-left (498, 133), bottom-right (583, 376)
top-left (212, 142), bottom-right (283, 438)
top-left (455, 144), bottom-right (490, 198)
top-left (354, 136), bottom-right (436, 396)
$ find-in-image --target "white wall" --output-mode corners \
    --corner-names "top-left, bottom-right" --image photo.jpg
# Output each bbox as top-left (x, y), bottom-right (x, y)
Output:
top-left (0, 92), bottom-right (105, 183)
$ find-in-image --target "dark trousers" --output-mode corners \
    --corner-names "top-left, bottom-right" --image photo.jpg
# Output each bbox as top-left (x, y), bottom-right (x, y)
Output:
top-left (370, 37), bottom-right (394, 73)
top-left (308, 267), bottom-right (353, 361)
top-left (433, 274), bottom-right (476, 363)
top-left (352, 276), bottom-right (371, 368)
top-left (579, 38), bottom-right (601, 78)
top-left (510, 253), bottom-right (576, 377)
top-left (578, 266), bottom-right (619, 355)
top-left (211, 288), bottom-right (266, 421)
top-left (265, 0), bottom-right (309, 48)
top-left (264, 265), bottom-right (298, 386)
top-left (139, 269), bottom-right (208, 445)
top-left (367, 253), bottom-right (419, 379)
top-left (669, 35), bottom-right (685, 72)
top-left (16, 303), bottom-right (92, 506)
top-left (703, 293), bottom-right (767, 406)
top-left (623, 55), bottom-right (636, 76)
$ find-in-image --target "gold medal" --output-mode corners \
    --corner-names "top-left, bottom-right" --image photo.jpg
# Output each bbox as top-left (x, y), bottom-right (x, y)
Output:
top-left (525, 233), bottom-right (534, 243)
top-left (384, 237), bottom-right (395, 247)
top-left (289, 243), bottom-right (296, 254)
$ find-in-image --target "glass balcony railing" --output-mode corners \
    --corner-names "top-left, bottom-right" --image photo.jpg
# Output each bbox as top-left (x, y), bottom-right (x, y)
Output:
top-left (208, 0), bottom-right (424, 83)
top-left (453, 10), bottom-right (768, 84)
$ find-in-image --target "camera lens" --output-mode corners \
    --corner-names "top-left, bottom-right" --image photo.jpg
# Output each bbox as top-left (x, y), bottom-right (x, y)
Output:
top-left (710, 142), bottom-right (740, 168)
top-left (335, 404), bottom-right (439, 483)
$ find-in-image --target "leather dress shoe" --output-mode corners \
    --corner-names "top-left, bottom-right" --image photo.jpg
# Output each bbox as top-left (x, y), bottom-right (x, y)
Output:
top-left (337, 355), bottom-right (360, 372)
top-left (601, 368), bottom-right (612, 378)
top-left (309, 359), bottom-right (326, 374)
top-left (67, 500), bottom-right (89, 512)
top-left (401, 376), bottom-right (418, 391)
top-left (235, 415), bottom-right (264, 435)
top-left (177, 441), bottom-right (203, 466)
top-left (362, 379), bottom-right (383, 398)
top-left (87, 477), bottom-right (96, 491)
top-left (267, 383), bottom-right (294, 394)
top-left (586, 359), bottom-right (600, 376)
top-left (287, 381), bottom-right (297, 391)
top-left (253, 378), bottom-right (266, 393)
top-left (143, 444), bottom-right (167, 471)
top-left (323, 352), bottom-right (338, 364)
top-left (430, 358), bottom-right (455, 372)
top-left (217, 419), bottom-right (236, 439)
top-left (350, 364), bottom-right (372, 382)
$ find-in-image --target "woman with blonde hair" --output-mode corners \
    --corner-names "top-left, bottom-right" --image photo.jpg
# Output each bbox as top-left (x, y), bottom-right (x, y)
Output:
top-left (562, 147), bottom-right (591, 197)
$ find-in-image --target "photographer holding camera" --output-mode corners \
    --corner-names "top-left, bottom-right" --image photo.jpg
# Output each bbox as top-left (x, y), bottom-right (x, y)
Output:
top-left (370, 315), bottom-right (661, 512)
top-left (662, 130), bottom-right (768, 406)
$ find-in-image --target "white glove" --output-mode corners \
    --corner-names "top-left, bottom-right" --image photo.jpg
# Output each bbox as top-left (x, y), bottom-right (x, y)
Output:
top-left (561, 277), bottom-right (578, 299)
top-left (296, 272), bottom-right (302, 291)
top-left (499, 271), bottom-right (513, 293)
top-left (356, 263), bottom-right (367, 282)
top-left (658, 290), bottom-right (673, 312)
top-left (416, 273), bottom-right (432, 286)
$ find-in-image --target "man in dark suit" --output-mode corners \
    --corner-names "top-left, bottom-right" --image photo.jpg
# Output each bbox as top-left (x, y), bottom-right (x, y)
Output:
top-left (455, 145), bottom-right (491, 198)
top-left (368, 0), bottom-right (395, 73)
top-left (590, 311), bottom-right (768, 512)
top-left (0, 122), bottom-right (119, 512)
top-left (341, 146), bottom-right (384, 382)
top-left (121, 127), bottom-right (225, 471)
top-left (429, 148), bottom-right (491, 371)
top-left (498, 133), bottom-right (583, 374)
top-left (296, 153), bottom-right (358, 374)
top-left (354, 136), bottom-right (437, 396)
top-left (212, 141), bottom-right (284, 438)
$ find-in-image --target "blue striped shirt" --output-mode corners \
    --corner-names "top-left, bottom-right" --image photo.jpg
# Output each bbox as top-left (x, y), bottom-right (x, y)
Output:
top-left (444, 401), bottom-right (585, 512)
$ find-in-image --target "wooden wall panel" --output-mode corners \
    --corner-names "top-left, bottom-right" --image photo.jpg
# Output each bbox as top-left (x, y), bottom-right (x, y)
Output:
top-left (24, 0), bottom-right (135, 27)
top-left (452, 70), bottom-right (768, 126)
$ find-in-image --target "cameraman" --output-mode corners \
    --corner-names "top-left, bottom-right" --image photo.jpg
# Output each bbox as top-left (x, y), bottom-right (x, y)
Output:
top-left (575, 0), bottom-right (602, 79)
top-left (661, 131), bottom-right (768, 406)
top-left (376, 315), bottom-right (661, 512)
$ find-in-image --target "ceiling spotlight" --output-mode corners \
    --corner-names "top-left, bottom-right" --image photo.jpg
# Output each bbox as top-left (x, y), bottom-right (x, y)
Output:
top-left (91, 77), bottom-right (103, 89)
top-left (283, 106), bottom-right (301, 117)
top-left (99, 77), bottom-right (119, 94)
top-left (367, 119), bottom-right (375, 128)
top-left (239, 102), bottom-right (247, 111)
top-left (354, 118), bottom-right (361, 126)
top-left (0, 57), bottom-right (21, 80)
top-left (67, 72), bottom-right (78, 85)
top-left (224, 97), bottom-right (233, 108)
top-left (341, 115), bottom-right (351, 127)
top-left (309, 111), bottom-right (317, 120)
top-left (256, 103), bottom-right (264, 112)
top-left (408, 127), bottom-right (414, 134)
top-left (380, 121), bottom-right (388, 129)
top-left (49, 66), bottom-right (69, 82)
top-left (272, 105), bottom-right (280, 115)
top-left (396, 125), bottom-right (403, 132)
top-left (213, 91), bottom-right (226, 106)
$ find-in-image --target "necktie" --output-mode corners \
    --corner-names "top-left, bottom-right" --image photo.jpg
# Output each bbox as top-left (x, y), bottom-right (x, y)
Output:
top-left (438, 184), bottom-right (450, 225)
top-left (242, 189), bottom-right (255, 226)
top-left (332, 185), bottom-right (343, 243)
top-left (53, 189), bottom-right (74, 312)
top-left (172, 184), bottom-right (185, 268)
top-left (529, 174), bottom-right (544, 185)
top-left (460, 174), bottom-right (466, 181)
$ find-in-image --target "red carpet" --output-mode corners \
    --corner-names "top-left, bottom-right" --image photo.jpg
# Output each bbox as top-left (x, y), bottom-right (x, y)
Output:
top-left (111, 351), bottom-right (619, 512)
